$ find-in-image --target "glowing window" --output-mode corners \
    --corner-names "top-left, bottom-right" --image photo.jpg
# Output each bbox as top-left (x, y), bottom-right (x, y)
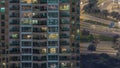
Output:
top-left (21, 19), bottom-right (32, 25)
top-left (60, 4), bottom-right (70, 11)
top-left (50, 48), bottom-right (57, 54)
top-left (11, 34), bottom-right (18, 39)
top-left (21, 0), bottom-right (32, 4)
top-left (0, 7), bottom-right (5, 12)
top-left (49, 33), bottom-right (59, 39)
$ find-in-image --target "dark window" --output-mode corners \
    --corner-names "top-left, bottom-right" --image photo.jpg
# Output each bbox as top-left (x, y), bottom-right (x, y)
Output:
top-left (1, 15), bottom-right (5, 20)
top-left (1, 21), bottom-right (5, 26)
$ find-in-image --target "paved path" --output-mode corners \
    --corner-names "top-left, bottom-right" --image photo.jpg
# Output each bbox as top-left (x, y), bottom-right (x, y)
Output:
top-left (80, 41), bottom-right (118, 56)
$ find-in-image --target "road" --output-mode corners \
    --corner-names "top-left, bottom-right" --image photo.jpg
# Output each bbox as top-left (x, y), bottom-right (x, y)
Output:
top-left (82, 14), bottom-right (115, 25)
top-left (99, 0), bottom-right (113, 10)
top-left (80, 41), bottom-right (118, 56)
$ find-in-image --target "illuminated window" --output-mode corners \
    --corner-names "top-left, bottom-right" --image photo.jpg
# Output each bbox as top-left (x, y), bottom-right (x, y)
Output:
top-left (21, 19), bottom-right (32, 25)
top-left (49, 33), bottom-right (59, 39)
top-left (42, 48), bottom-right (46, 54)
top-left (22, 5), bottom-right (31, 11)
top-left (60, 4), bottom-right (70, 11)
top-left (61, 48), bottom-right (67, 53)
top-left (22, 12), bottom-right (32, 18)
top-left (32, 20), bottom-right (38, 24)
top-left (22, 34), bottom-right (32, 39)
top-left (11, 34), bottom-right (18, 39)
top-left (21, 0), bottom-right (32, 4)
top-left (0, 7), bottom-right (5, 12)
top-left (32, 0), bottom-right (38, 3)
top-left (41, 27), bottom-right (47, 31)
top-left (49, 48), bottom-right (57, 54)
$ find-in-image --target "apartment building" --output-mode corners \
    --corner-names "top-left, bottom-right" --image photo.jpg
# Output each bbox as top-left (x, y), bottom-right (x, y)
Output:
top-left (0, 0), bottom-right (80, 68)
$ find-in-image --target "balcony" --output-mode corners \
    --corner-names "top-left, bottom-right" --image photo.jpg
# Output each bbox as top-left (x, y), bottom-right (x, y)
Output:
top-left (60, 34), bottom-right (69, 39)
top-left (33, 35), bottom-right (47, 40)
top-left (33, 56), bottom-right (47, 61)
top-left (10, 56), bottom-right (20, 61)
top-left (60, 27), bottom-right (70, 31)
top-left (72, 43), bottom-right (80, 47)
top-left (10, 6), bottom-right (19, 10)
top-left (9, 0), bottom-right (19, 3)
top-left (9, 48), bottom-right (20, 54)
top-left (10, 13), bottom-right (20, 18)
top-left (33, 27), bottom-right (47, 33)
top-left (10, 27), bottom-right (20, 32)
top-left (33, 42), bottom-right (47, 47)
top-left (10, 64), bottom-right (20, 68)
top-left (32, 13), bottom-right (47, 18)
top-left (60, 18), bottom-right (70, 24)
top-left (10, 19), bottom-right (20, 25)
top-left (10, 41), bottom-right (20, 46)
top-left (59, 56), bottom-right (70, 61)
top-left (33, 6), bottom-right (47, 11)
top-left (33, 20), bottom-right (47, 25)
top-left (60, 40), bottom-right (69, 46)
top-left (60, 12), bottom-right (70, 17)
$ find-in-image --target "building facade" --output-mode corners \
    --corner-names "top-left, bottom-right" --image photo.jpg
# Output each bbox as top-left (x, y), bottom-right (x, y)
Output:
top-left (0, 0), bottom-right (80, 68)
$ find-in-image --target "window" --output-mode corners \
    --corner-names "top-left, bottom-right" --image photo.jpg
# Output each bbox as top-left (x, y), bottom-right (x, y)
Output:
top-left (48, 19), bottom-right (58, 25)
top-left (22, 48), bottom-right (31, 54)
top-left (48, 55), bottom-right (58, 60)
top-left (48, 5), bottom-right (58, 11)
top-left (21, 19), bottom-right (32, 25)
top-left (22, 55), bottom-right (31, 61)
top-left (21, 27), bottom-right (31, 32)
top-left (22, 5), bottom-right (31, 11)
top-left (11, 34), bottom-right (19, 39)
top-left (48, 0), bottom-right (58, 3)
top-left (22, 41), bottom-right (31, 46)
top-left (21, 0), bottom-right (32, 4)
top-left (22, 12), bottom-right (32, 18)
top-left (61, 48), bottom-right (67, 53)
top-left (1, 29), bottom-right (5, 33)
top-left (60, 0), bottom-right (69, 3)
top-left (22, 34), bottom-right (32, 39)
top-left (0, 7), bottom-right (5, 12)
top-left (60, 4), bottom-right (70, 11)
top-left (1, 0), bottom-right (5, 5)
top-left (48, 12), bottom-right (58, 18)
top-left (41, 48), bottom-right (46, 54)
top-left (48, 33), bottom-right (59, 39)
top-left (48, 41), bottom-right (58, 46)
top-left (60, 18), bottom-right (70, 24)
top-left (32, 20), bottom-right (38, 24)
top-left (1, 21), bottom-right (5, 26)
top-left (1, 36), bottom-right (5, 40)
top-left (60, 12), bottom-right (70, 17)
top-left (48, 27), bottom-right (58, 32)
top-left (32, 0), bottom-right (38, 4)
top-left (48, 62), bottom-right (58, 68)
top-left (49, 48), bottom-right (57, 54)
top-left (1, 15), bottom-right (5, 20)
top-left (22, 63), bottom-right (31, 68)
